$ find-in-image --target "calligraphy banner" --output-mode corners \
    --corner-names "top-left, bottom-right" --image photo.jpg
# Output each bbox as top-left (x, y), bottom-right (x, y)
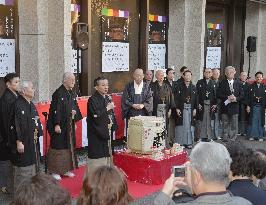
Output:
top-left (101, 8), bottom-right (129, 72)
top-left (206, 47), bottom-right (221, 69)
top-left (148, 14), bottom-right (166, 70)
top-left (102, 42), bottom-right (129, 72)
top-left (0, 39), bottom-right (15, 77)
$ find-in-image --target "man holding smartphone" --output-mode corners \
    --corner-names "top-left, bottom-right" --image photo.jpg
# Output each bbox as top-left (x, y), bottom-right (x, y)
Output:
top-left (154, 142), bottom-right (252, 205)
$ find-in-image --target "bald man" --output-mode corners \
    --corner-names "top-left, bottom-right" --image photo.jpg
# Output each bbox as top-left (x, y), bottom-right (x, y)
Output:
top-left (47, 72), bottom-right (82, 180)
top-left (122, 69), bottom-right (153, 121)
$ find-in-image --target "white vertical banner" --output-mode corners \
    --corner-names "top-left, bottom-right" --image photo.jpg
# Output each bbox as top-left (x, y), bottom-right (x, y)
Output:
top-left (82, 117), bottom-right (88, 147)
top-left (0, 39), bottom-right (15, 77)
top-left (206, 47), bottom-right (221, 69)
top-left (71, 48), bottom-right (81, 73)
top-left (148, 44), bottom-right (166, 70)
top-left (102, 42), bottom-right (129, 72)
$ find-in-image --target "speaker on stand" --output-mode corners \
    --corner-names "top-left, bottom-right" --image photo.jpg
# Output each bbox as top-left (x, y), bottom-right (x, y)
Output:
top-left (72, 22), bottom-right (89, 95)
top-left (246, 36), bottom-right (256, 79)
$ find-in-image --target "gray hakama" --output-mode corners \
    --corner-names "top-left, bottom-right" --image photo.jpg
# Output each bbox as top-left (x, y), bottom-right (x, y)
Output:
top-left (199, 100), bottom-right (212, 140)
top-left (175, 104), bottom-right (194, 145)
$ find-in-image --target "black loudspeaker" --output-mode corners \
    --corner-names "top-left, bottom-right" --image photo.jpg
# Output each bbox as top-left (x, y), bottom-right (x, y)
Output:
top-left (247, 36), bottom-right (256, 52)
top-left (72, 22), bottom-right (89, 50)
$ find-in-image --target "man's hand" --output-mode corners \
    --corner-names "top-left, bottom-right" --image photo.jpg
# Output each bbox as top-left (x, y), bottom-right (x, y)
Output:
top-left (138, 104), bottom-right (144, 109)
top-left (55, 125), bottom-right (61, 133)
top-left (246, 106), bottom-right (251, 113)
top-left (107, 102), bottom-right (114, 111)
top-left (211, 105), bottom-right (217, 112)
top-left (198, 104), bottom-right (203, 111)
top-left (176, 109), bottom-right (181, 116)
top-left (193, 109), bottom-right (197, 117)
top-left (17, 141), bottom-right (24, 154)
top-left (161, 174), bottom-right (187, 197)
top-left (132, 104), bottom-right (139, 109)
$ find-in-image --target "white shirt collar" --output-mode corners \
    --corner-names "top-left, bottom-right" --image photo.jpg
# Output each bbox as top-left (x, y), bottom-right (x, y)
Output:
top-left (134, 81), bottom-right (143, 94)
top-left (227, 79), bottom-right (234, 84)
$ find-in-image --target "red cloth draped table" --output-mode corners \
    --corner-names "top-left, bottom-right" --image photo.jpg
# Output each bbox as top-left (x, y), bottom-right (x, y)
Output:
top-left (113, 151), bottom-right (188, 185)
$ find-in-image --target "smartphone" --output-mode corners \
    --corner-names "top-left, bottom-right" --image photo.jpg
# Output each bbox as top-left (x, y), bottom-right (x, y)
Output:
top-left (172, 165), bottom-right (186, 177)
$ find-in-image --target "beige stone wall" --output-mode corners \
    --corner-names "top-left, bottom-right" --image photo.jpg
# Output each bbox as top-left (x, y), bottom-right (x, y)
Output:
top-left (244, 1), bottom-right (266, 77)
top-left (168, 0), bottom-right (206, 83)
top-left (18, 0), bottom-right (72, 102)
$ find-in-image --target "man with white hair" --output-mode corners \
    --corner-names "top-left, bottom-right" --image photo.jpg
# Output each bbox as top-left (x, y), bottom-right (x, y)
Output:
top-left (217, 66), bottom-right (243, 142)
top-left (154, 142), bottom-right (252, 205)
top-left (12, 81), bottom-right (42, 189)
top-left (47, 72), bottom-right (82, 180)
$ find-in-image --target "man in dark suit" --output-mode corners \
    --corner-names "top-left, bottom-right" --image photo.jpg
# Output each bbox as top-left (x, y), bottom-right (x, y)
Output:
top-left (217, 66), bottom-right (243, 142)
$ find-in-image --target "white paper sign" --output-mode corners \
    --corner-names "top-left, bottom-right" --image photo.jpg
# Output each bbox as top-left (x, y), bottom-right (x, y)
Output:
top-left (148, 44), bottom-right (166, 70)
top-left (206, 47), bottom-right (221, 69)
top-left (102, 42), bottom-right (129, 72)
top-left (0, 39), bottom-right (15, 77)
top-left (71, 48), bottom-right (81, 73)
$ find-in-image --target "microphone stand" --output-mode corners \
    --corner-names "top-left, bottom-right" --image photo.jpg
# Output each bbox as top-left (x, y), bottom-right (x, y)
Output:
top-left (42, 112), bottom-right (48, 173)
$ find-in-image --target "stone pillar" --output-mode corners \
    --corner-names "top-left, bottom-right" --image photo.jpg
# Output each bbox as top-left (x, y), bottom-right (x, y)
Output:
top-left (18, 0), bottom-right (72, 101)
top-left (244, 1), bottom-right (266, 77)
top-left (48, 0), bottom-right (72, 97)
top-left (18, 0), bottom-right (49, 102)
top-left (168, 0), bottom-right (206, 82)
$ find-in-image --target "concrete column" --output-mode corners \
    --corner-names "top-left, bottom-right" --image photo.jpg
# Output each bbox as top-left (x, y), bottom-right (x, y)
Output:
top-left (48, 0), bottom-right (72, 97)
top-left (168, 0), bottom-right (206, 82)
top-left (18, 0), bottom-right (72, 101)
top-left (244, 1), bottom-right (266, 77)
top-left (18, 0), bottom-right (49, 102)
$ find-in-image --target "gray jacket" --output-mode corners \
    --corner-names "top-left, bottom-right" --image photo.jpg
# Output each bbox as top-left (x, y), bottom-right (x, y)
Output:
top-left (154, 192), bottom-right (252, 205)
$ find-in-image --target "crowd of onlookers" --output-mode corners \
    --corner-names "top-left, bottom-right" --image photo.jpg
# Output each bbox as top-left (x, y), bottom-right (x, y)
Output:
top-left (9, 141), bottom-right (266, 205)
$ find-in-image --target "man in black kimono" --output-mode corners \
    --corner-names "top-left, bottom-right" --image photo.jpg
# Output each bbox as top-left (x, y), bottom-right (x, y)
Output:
top-left (217, 66), bottom-right (243, 142)
top-left (173, 70), bottom-right (197, 148)
top-left (196, 68), bottom-right (217, 141)
top-left (122, 68), bottom-right (153, 120)
top-left (174, 66), bottom-right (188, 89)
top-left (150, 70), bottom-right (174, 148)
top-left (144, 70), bottom-right (153, 85)
top-left (47, 72), bottom-right (82, 180)
top-left (12, 81), bottom-right (41, 190)
top-left (86, 77), bottom-right (117, 171)
top-left (212, 68), bottom-right (221, 140)
top-left (238, 71), bottom-right (249, 136)
top-left (0, 73), bottom-right (19, 194)
top-left (246, 71), bottom-right (266, 141)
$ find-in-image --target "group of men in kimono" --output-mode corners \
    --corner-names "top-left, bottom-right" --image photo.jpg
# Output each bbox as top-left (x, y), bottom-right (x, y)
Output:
top-left (0, 72), bottom-right (82, 194)
top-left (122, 66), bottom-right (266, 149)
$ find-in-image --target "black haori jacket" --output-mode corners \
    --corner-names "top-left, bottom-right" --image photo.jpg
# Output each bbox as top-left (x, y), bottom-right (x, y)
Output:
top-left (217, 79), bottom-right (243, 115)
top-left (196, 78), bottom-right (217, 121)
top-left (173, 81), bottom-right (197, 126)
top-left (246, 83), bottom-right (266, 126)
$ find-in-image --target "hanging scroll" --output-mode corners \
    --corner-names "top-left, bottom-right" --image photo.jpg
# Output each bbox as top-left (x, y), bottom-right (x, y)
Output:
top-left (148, 14), bottom-right (166, 70)
top-left (101, 8), bottom-right (129, 72)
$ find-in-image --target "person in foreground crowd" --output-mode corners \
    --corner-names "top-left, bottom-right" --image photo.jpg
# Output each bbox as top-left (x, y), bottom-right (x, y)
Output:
top-left (11, 173), bottom-right (71, 205)
top-left (211, 68), bottom-right (221, 140)
top-left (196, 68), bottom-right (217, 141)
top-left (174, 70), bottom-right (197, 148)
top-left (217, 66), bottom-right (243, 142)
top-left (0, 73), bottom-right (20, 194)
top-left (47, 72), bottom-right (82, 180)
top-left (251, 149), bottom-right (266, 191)
top-left (12, 81), bottom-right (42, 190)
top-left (227, 143), bottom-right (266, 205)
top-left (86, 77), bottom-right (117, 171)
top-left (150, 70), bottom-right (174, 148)
top-left (77, 165), bottom-right (132, 205)
top-left (246, 71), bottom-right (266, 141)
top-left (175, 66), bottom-right (188, 87)
top-left (154, 142), bottom-right (252, 205)
top-left (164, 67), bottom-right (176, 88)
top-left (238, 71), bottom-right (249, 136)
top-left (121, 68), bottom-right (153, 121)
top-left (144, 69), bottom-right (153, 85)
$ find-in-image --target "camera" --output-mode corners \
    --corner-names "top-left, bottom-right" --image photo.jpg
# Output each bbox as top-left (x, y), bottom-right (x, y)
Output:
top-left (172, 165), bottom-right (186, 177)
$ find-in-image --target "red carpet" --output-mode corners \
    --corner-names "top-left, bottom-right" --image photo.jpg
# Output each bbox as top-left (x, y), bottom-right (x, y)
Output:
top-left (59, 166), bottom-right (163, 199)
